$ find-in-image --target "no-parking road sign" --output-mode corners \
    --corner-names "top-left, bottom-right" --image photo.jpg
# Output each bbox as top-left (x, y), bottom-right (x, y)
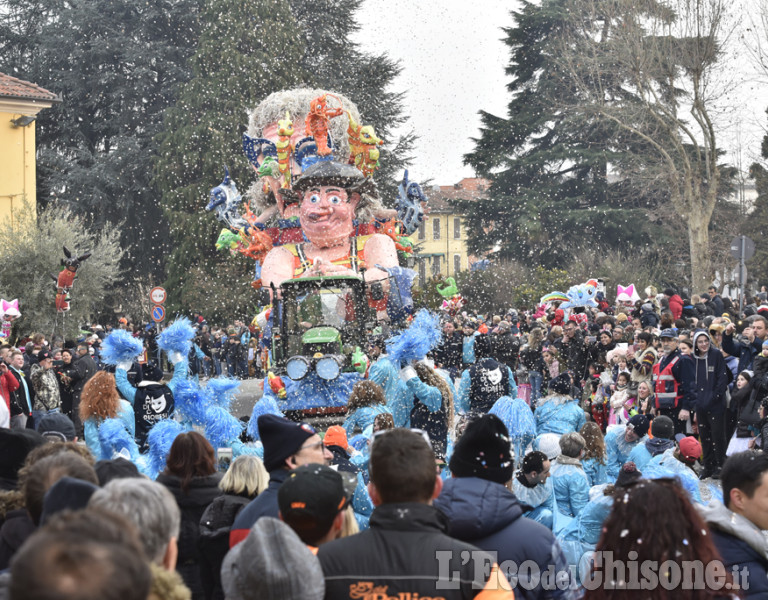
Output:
top-left (151, 304), bottom-right (166, 323)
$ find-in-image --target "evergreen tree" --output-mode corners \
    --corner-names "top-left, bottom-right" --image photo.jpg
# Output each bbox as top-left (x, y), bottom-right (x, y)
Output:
top-left (154, 0), bottom-right (306, 317)
top-left (461, 0), bottom-right (671, 268)
top-left (0, 0), bottom-right (201, 280)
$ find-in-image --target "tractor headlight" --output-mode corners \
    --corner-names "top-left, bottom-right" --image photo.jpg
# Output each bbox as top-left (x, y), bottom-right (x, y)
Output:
top-left (315, 355), bottom-right (343, 381)
top-left (285, 356), bottom-right (311, 381)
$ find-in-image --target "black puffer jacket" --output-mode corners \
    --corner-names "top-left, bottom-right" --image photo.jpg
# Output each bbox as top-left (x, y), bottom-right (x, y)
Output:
top-left (157, 472), bottom-right (222, 599)
top-left (199, 492), bottom-right (254, 600)
top-left (318, 502), bottom-right (514, 599)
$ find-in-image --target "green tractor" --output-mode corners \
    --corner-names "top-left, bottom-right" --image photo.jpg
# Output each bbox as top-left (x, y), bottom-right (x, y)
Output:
top-left (270, 275), bottom-right (381, 382)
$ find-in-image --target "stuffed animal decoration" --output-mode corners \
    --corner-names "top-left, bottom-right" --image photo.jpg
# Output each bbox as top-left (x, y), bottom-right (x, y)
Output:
top-left (50, 247), bottom-right (91, 312)
top-left (0, 299), bottom-right (20, 338)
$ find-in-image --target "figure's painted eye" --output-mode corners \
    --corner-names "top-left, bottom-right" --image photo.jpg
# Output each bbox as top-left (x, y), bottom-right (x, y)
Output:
top-left (308, 194), bottom-right (321, 204)
top-left (328, 195), bottom-right (342, 205)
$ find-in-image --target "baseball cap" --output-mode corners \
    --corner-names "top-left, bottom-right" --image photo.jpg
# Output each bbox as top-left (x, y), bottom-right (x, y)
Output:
top-left (37, 412), bottom-right (77, 442)
top-left (278, 465), bottom-right (349, 545)
top-left (37, 349), bottom-right (53, 362)
top-left (675, 434), bottom-right (702, 461)
top-left (659, 328), bottom-right (677, 339)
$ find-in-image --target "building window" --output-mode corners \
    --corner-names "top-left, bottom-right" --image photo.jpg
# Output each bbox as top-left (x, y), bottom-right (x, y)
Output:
top-left (453, 217), bottom-right (461, 239)
top-left (418, 221), bottom-right (425, 241)
top-left (419, 258), bottom-right (426, 283)
top-left (433, 218), bottom-right (440, 240)
top-left (431, 256), bottom-right (441, 276)
top-left (454, 254), bottom-right (461, 274)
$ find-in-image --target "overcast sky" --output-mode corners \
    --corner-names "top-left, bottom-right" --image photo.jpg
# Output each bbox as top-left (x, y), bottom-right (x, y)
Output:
top-left (352, 1), bottom-right (516, 185)
top-left (351, 0), bottom-right (767, 188)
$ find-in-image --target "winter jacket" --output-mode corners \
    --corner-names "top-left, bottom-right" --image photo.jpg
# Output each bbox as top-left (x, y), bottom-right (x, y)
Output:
top-left (700, 501), bottom-right (768, 600)
top-left (556, 332), bottom-right (588, 381)
top-left (230, 468), bottom-right (289, 548)
top-left (668, 294), bottom-right (684, 320)
top-left (72, 353), bottom-right (98, 401)
top-left (0, 508), bottom-right (35, 570)
top-left (7, 366), bottom-right (31, 416)
top-left (732, 381), bottom-right (758, 437)
top-left (434, 331), bottom-right (464, 370)
top-left (491, 331), bottom-right (520, 371)
top-left (550, 457), bottom-right (590, 518)
top-left (157, 472), bottom-right (222, 599)
top-left (317, 502), bottom-right (515, 600)
top-left (435, 477), bottom-right (574, 600)
top-left (199, 492), bottom-right (253, 600)
top-left (368, 355), bottom-right (410, 427)
top-left (82, 399), bottom-right (135, 460)
top-left (626, 437), bottom-right (675, 471)
top-left (534, 395), bottom-right (586, 437)
top-left (691, 331), bottom-right (729, 414)
top-left (29, 364), bottom-right (60, 411)
top-left (722, 332), bottom-right (761, 373)
top-left (759, 416), bottom-right (768, 451)
top-left (581, 457), bottom-right (608, 487)
top-left (489, 396), bottom-right (536, 465)
top-left (604, 425), bottom-right (644, 479)
top-left (457, 364), bottom-right (518, 414)
top-left (148, 562), bottom-right (192, 600)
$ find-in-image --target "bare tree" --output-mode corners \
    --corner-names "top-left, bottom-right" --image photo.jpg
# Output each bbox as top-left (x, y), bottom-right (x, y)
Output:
top-left (556, 0), bottom-right (734, 291)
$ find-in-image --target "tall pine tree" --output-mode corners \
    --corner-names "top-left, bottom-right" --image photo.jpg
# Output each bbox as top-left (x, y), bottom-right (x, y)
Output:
top-left (461, 0), bottom-right (668, 268)
top-left (154, 0), bottom-right (306, 317)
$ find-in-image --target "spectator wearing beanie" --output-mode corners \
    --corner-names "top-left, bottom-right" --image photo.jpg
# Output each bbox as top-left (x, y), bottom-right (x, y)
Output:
top-left (435, 414), bottom-right (572, 600)
top-left (230, 415), bottom-right (332, 548)
top-left (627, 416), bottom-right (676, 471)
top-left (604, 414), bottom-right (650, 480)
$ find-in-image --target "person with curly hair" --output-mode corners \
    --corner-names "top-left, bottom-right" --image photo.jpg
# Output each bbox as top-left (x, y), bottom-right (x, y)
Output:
top-left (79, 371), bottom-right (134, 460)
top-left (580, 422), bottom-right (609, 487)
top-left (342, 380), bottom-right (391, 437)
top-left (584, 478), bottom-right (733, 600)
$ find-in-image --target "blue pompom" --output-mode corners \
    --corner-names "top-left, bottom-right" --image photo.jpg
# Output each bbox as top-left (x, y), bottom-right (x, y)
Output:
top-left (97, 418), bottom-right (139, 462)
top-left (157, 317), bottom-right (195, 356)
top-left (204, 377), bottom-right (241, 409)
top-left (386, 309), bottom-right (442, 363)
top-left (100, 330), bottom-right (143, 365)
top-left (204, 405), bottom-right (243, 449)
top-left (146, 419), bottom-right (185, 479)
top-left (172, 379), bottom-right (209, 425)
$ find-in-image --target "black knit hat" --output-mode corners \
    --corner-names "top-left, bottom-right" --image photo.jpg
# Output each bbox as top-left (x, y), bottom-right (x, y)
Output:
top-left (549, 373), bottom-right (572, 396)
top-left (615, 462), bottom-right (642, 487)
top-left (650, 416), bottom-right (675, 440)
top-left (449, 414), bottom-right (514, 485)
top-left (257, 414), bottom-right (316, 472)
